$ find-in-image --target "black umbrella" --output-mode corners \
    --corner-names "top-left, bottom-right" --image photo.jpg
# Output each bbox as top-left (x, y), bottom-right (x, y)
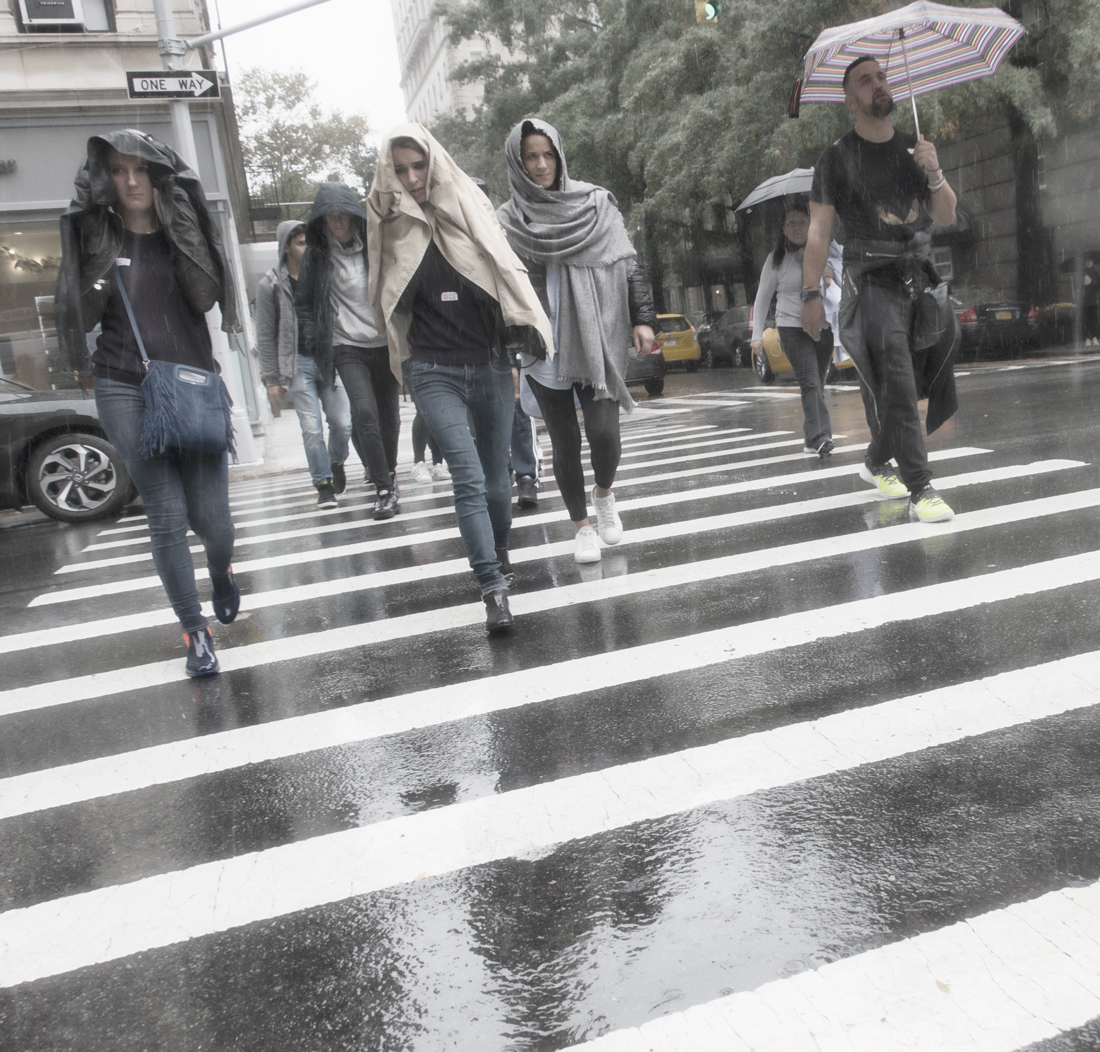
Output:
top-left (734, 168), bottom-right (814, 227)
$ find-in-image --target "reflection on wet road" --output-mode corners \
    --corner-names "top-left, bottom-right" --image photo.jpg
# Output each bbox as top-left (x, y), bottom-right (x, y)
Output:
top-left (4, 363), bottom-right (1100, 1050)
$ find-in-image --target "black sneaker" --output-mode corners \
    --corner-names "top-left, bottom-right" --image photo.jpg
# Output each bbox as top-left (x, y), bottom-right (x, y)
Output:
top-left (815, 437), bottom-right (835, 458)
top-left (210, 568), bottom-right (240, 625)
top-left (483, 591), bottom-right (514, 635)
top-left (184, 626), bottom-right (219, 677)
top-left (316, 480), bottom-right (338, 508)
top-left (330, 461), bottom-right (347, 495)
top-left (373, 486), bottom-right (399, 520)
top-left (495, 547), bottom-right (516, 586)
top-left (516, 474), bottom-right (538, 508)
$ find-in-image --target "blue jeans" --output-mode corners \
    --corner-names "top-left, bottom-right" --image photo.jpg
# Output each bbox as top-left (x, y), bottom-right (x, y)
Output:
top-left (288, 354), bottom-right (351, 484)
top-left (778, 326), bottom-right (833, 447)
top-left (510, 397), bottom-right (538, 478)
top-left (94, 378), bottom-right (235, 632)
top-left (410, 358), bottom-right (514, 593)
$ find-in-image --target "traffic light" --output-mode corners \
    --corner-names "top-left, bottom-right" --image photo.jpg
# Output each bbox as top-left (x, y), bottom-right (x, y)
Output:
top-left (695, 0), bottom-right (720, 24)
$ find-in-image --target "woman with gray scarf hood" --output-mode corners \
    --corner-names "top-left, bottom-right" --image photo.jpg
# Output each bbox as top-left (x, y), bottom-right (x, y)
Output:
top-left (497, 119), bottom-right (657, 565)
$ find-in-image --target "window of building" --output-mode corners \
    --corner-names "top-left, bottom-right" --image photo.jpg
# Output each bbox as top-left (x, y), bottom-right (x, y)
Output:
top-left (16, 0), bottom-right (115, 32)
top-left (0, 223), bottom-right (63, 388)
top-left (932, 245), bottom-right (954, 281)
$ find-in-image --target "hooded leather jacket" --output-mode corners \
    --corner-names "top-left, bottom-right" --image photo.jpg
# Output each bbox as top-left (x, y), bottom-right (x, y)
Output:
top-left (55, 129), bottom-right (239, 377)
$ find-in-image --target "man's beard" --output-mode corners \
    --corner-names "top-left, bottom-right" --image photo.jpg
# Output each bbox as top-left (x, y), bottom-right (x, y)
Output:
top-left (867, 94), bottom-right (895, 118)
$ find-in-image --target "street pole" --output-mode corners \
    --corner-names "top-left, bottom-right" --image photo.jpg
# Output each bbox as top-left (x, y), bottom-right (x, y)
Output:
top-left (151, 0), bottom-right (200, 171)
top-left (186, 0), bottom-right (337, 50)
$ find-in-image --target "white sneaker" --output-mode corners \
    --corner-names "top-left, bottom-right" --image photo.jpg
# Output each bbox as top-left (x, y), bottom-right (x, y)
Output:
top-left (411, 461), bottom-right (433, 483)
top-left (574, 524), bottom-right (601, 563)
top-left (591, 488), bottom-right (623, 545)
top-left (431, 462), bottom-right (451, 480)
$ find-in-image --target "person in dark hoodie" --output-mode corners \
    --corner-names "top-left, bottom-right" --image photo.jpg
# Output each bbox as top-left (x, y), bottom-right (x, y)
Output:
top-left (55, 129), bottom-right (239, 678)
top-left (257, 220), bottom-right (353, 506)
top-left (295, 182), bottom-right (400, 519)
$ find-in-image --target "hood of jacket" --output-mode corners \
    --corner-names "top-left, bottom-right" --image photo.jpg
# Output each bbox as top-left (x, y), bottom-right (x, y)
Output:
top-left (275, 219), bottom-right (305, 270)
top-left (306, 181), bottom-right (366, 248)
top-left (55, 128), bottom-right (238, 375)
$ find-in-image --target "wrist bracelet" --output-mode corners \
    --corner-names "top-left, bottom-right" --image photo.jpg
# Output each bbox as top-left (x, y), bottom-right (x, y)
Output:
top-left (928, 175), bottom-right (947, 192)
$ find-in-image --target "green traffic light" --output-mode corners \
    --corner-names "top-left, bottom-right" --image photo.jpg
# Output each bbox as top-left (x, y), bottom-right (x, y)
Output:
top-left (705, 1), bottom-right (720, 19)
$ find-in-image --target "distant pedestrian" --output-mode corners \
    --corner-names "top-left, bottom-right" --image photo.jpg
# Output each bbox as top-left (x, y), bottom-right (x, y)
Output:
top-left (803, 56), bottom-right (959, 523)
top-left (751, 205), bottom-right (836, 458)
top-left (55, 129), bottom-right (239, 677)
top-left (1083, 257), bottom-right (1099, 348)
top-left (497, 118), bottom-right (657, 564)
top-left (367, 124), bottom-right (554, 634)
top-left (296, 182), bottom-right (401, 519)
top-left (257, 221), bottom-right (353, 506)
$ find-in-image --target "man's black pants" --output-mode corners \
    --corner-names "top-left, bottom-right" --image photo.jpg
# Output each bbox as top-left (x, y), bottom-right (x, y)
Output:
top-left (858, 281), bottom-right (932, 492)
top-left (333, 345), bottom-right (400, 489)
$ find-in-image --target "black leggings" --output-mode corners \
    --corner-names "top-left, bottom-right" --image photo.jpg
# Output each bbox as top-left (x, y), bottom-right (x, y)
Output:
top-left (334, 344), bottom-right (400, 488)
top-left (412, 411), bottom-right (443, 465)
top-left (528, 377), bottom-right (620, 522)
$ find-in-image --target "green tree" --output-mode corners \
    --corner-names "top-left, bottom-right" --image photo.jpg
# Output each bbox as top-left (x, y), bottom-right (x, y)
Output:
top-left (236, 67), bottom-right (379, 206)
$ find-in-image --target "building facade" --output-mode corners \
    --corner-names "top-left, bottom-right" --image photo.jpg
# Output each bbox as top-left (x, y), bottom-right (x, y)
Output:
top-left (390, 0), bottom-right (493, 126)
top-left (0, 0), bottom-right (261, 429)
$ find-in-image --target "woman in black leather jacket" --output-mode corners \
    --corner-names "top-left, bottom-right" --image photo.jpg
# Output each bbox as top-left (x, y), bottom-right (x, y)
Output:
top-left (497, 119), bottom-right (657, 565)
top-left (55, 130), bottom-right (240, 678)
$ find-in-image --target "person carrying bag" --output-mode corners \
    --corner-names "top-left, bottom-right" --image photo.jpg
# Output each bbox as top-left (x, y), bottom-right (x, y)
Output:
top-left (55, 129), bottom-right (241, 678)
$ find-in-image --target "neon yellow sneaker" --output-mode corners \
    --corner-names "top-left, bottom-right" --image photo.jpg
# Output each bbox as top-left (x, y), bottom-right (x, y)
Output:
top-left (909, 486), bottom-right (955, 523)
top-left (859, 463), bottom-right (909, 498)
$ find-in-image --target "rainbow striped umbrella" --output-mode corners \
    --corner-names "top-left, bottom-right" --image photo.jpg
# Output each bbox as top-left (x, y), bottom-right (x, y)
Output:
top-left (800, 2), bottom-right (1025, 136)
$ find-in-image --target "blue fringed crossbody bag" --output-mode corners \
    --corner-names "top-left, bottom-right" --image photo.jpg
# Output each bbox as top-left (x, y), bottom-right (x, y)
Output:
top-left (112, 262), bottom-right (236, 459)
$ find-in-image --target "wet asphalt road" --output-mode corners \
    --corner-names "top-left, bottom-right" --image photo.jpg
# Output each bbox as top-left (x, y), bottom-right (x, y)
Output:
top-left (4, 359), bottom-right (1100, 1050)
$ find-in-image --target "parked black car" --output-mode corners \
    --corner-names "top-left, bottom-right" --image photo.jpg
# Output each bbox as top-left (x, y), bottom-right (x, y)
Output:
top-left (952, 287), bottom-right (1040, 358)
top-left (0, 377), bottom-right (133, 523)
top-left (624, 347), bottom-right (667, 396)
top-left (699, 306), bottom-right (752, 368)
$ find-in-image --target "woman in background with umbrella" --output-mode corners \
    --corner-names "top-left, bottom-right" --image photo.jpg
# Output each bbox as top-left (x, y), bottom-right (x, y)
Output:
top-left (750, 204), bottom-right (838, 458)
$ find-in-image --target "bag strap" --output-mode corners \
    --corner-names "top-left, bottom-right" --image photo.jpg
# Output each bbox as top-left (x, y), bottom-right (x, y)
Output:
top-left (112, 261), bottom-right (149, 368)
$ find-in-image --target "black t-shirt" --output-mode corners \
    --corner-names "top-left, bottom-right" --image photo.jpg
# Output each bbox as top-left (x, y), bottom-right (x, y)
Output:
top-left (811, 129), bottom-right (931, 284)
top-left (95, 228), bottom-right (215, 386)
top-left (399, 241), bottom-right (493, 365)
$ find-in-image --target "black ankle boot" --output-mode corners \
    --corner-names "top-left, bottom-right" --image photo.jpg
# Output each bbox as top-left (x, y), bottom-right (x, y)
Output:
top-left (483, 591), bottom-right (514, 635)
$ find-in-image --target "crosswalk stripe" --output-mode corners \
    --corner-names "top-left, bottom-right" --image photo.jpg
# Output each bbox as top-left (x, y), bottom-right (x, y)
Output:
top-left (48, 446), bottom-right (987, 579)
top-left (77, 430), bottom-right (789, 553)
top-left (58, 436), bottom-right (821, 573)
top-left (4, 500), bottom-right (1099, 779)
top-left (1, 461), bottom-right (1085, 656)
top-left (566, 880), bottom-right (1100, 1051)
top-left (3, 639), bottom-right (1099, 988)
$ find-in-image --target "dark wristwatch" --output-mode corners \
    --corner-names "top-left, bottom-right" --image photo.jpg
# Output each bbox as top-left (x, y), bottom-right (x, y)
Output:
top-left (800, 287), bottom-right (822, 302)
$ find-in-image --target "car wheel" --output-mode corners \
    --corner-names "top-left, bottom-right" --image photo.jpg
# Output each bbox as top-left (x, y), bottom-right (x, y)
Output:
top-left (644, 376), bottom-right (665, 396)
top-left (27, 432), bottom-right (132, 523)
top-left (753, 352), bottom-right (775, 385)
top-left (685, 359), bottom-right (699, 373)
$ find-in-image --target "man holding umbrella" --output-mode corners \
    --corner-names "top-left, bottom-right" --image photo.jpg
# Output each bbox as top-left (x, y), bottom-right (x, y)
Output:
top-left (801, 55), bottom-right (957, 522)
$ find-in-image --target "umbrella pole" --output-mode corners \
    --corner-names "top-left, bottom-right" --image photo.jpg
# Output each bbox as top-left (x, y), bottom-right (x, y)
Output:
top-left (898, 28), bottom-right (921, 138)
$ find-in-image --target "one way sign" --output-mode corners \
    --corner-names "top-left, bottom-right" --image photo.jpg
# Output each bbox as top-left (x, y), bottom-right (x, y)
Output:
top-left (126, 71), bottom-right (220, 100)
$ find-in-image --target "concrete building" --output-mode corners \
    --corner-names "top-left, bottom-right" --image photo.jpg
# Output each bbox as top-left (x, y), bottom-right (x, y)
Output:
top-left (0, 0), bottom-right (261, 435)
top-left (390, 0), bottom-right (493, 126)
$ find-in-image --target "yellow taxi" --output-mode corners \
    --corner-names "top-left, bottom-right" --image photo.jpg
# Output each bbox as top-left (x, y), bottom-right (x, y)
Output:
top-left (655, 314), bottom-right (702, 372)
top-left (754, 324), bottom-right (856, 384)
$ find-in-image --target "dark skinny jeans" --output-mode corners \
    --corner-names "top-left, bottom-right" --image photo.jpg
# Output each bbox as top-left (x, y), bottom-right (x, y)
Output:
top-left (94, 377), bottom-right (234, 633)
top-left (528, 377), bottom-right (620, 523)
top-left (777, 326), bottom-right (833, 447)
top-left (334, 344), bottom-right (400, 490)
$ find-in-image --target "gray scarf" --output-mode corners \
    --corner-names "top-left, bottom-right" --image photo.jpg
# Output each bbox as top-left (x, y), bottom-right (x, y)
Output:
top-left (497, 119), bottom-right (636, 404)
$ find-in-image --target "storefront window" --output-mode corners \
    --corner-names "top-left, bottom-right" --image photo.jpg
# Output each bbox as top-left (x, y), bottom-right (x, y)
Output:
top-left (0, 222), bottom-right (62, 389)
